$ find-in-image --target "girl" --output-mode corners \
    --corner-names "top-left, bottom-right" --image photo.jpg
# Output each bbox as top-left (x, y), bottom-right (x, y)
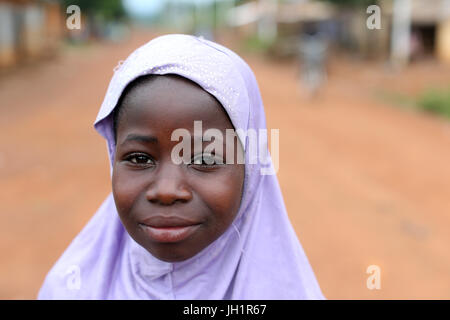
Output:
top-left (38, 34), bottom-right (324, 299)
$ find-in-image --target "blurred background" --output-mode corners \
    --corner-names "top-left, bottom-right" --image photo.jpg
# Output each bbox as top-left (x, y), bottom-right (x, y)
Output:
top-left (0, 0), bottom-right (449, 299)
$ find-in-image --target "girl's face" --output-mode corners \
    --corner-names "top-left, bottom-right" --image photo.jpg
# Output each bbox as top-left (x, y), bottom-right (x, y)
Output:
top-left (112, 75), bottom-right (245, 262)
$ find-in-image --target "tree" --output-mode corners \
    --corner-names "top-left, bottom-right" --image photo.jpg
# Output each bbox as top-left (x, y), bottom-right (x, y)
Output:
top-left (60, 0), bottom-right (127, 21)
top-left (319, 0), bottom-right (378, 7)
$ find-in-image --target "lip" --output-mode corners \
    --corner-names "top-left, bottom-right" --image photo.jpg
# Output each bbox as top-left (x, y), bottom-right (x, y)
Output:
top-left (139, 216), bottom-right (202, 243)
top-left (141, 216), bottom-right (200, 228)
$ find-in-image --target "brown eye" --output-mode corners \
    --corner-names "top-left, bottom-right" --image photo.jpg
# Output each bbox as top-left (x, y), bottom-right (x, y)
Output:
top-left (191, 153), bottom-right (224, 166)
top-left (125, 153), bottom-right (155, 166)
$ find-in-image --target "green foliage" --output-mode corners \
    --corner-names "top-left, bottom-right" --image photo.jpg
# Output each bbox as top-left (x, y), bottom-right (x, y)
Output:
top-left (61, 0), bottom-right (126, 20)
top-left (375, 87), bottom-right (450, 120)
top-left (374, 89), bottom-right (416, 110)
top-left (241, 34), bottom-right (273, 53)
top-left (417, 88), bottom-right (450, 118)
top-left (318, 0), bottom-right (379, 8)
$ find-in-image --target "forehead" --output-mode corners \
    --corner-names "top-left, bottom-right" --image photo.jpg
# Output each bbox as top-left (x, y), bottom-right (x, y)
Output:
top-left (118, 75), bottom-right (235, 134)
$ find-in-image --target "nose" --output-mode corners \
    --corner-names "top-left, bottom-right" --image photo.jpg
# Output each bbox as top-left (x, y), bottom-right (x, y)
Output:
top-left (145, 162), bottom-right (192, 205)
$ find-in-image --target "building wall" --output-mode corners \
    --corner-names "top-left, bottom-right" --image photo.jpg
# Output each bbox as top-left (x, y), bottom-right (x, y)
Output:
top-left (437, 19), bottom-right (450, 63)
top-left (22, 3), bottom-right (45, 60)
top-left (0, 0), bottom-right (62, 70)
top-left (0, 3), bottom-right (17, 67)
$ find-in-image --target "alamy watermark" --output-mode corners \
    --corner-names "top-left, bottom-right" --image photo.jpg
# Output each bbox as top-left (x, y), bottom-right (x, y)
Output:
top-left (366, 265), bottom-right (381, 290)
top-left (367, 5), bottom-right (381, 30)
top-left (66, 5), bottom-right (81, 30)
top-left (170, 121), bottom-right (279, 175)
top-left (65, 264), bottom-right (81, 290)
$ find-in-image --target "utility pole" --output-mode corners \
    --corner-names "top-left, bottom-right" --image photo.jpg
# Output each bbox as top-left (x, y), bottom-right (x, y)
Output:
top-left (390, 0), bottom-right (411, 68)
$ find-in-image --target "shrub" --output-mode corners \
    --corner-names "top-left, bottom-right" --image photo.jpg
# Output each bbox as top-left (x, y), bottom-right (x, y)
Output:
top-left (417, 88), bottom-right (450, 118)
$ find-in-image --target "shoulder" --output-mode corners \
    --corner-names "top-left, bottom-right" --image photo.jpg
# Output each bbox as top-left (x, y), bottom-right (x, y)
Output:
top-left (37, 194), bottom-right (126, 299)
top-left (37, 261), bottom-right (83, 299)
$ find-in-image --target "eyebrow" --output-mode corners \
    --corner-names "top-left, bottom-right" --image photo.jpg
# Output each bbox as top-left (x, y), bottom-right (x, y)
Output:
top-left (121, 134), bottom-right (158, 146)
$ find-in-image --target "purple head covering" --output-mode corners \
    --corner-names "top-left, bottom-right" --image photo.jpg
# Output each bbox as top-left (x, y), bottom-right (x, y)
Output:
top-left (38, 34), bottom-right (324, 299)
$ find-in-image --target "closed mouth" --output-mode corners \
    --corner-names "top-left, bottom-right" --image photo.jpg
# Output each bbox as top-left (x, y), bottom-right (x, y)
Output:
top-left (138, 215), bottom-right (202, 243)
top-left (139, 223), bottom-right (201, 243)
top-left (140, 215), bottom-right (201, 228)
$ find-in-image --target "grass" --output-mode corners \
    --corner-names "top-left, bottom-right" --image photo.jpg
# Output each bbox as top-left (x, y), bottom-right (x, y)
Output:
top-left (417, 88), bottom-right (450, 118)
top-left (375, 87), bottom-right (450, 120)
top-left (375, 90), bottom-right (417, 110)
top-left (240, 34), bottom-right (273, 53)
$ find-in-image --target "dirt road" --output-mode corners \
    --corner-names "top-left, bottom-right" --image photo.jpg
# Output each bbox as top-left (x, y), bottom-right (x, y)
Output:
top-left (1, 31), bottom-right (449, 299)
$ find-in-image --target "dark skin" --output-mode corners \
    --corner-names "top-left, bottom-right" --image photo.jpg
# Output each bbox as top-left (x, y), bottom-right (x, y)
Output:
top-left (112, 75), bottom-right (245, 262)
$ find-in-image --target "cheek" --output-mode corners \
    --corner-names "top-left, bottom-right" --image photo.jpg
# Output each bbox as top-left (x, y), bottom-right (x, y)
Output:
top-left (112, 166), bottom-right (143, 216)
top-left (196, 165), bottom-right (244, 227)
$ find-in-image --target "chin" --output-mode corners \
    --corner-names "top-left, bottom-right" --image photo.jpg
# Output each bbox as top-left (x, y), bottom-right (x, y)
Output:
top-left (145, 244), bottom-right (195, 263)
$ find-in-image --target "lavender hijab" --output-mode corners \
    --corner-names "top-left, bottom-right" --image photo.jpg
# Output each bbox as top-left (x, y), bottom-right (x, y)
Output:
top-left (38, 34), bottom-right (324, 299)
